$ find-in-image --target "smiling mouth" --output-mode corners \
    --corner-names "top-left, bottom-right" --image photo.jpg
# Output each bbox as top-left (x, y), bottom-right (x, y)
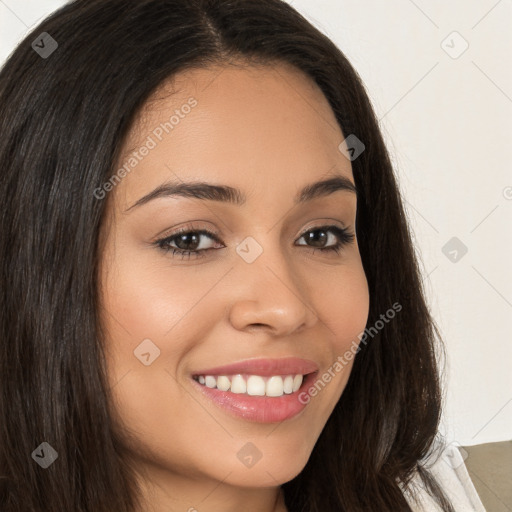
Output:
top-left (192, 373), bottom-right (308, 397)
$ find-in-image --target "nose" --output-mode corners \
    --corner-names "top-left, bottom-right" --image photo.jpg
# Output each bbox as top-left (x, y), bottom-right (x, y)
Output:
top-left (227, 240), bottom-right (318, 337)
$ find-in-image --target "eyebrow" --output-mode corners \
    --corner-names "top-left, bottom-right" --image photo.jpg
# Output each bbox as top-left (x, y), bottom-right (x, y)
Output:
top-left (124, 174), bottom-right (357, 212)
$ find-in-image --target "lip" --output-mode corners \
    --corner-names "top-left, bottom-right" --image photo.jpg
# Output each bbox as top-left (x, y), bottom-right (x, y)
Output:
top-left (191, 357), bottom-right (319, 423)
top-left (192, 357), bottom-right (319, 377)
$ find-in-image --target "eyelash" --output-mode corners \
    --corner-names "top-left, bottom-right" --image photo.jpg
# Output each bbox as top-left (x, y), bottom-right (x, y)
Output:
top-left (154, 224), bottom-right (355, 260)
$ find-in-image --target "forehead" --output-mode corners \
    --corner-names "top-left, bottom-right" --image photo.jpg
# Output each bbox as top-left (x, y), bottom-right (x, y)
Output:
top-left (111, 61), bottom-right (353, 212)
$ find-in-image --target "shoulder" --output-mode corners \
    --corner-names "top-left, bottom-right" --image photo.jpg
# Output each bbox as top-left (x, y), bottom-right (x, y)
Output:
top-left (401, 441), bottom-right (487, 512)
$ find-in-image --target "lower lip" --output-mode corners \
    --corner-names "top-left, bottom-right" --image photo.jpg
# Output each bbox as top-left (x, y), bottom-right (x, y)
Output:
top-left (192, 372), bottom-right (317, 423)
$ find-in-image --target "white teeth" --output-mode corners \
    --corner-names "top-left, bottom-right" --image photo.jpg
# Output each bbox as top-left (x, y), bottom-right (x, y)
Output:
top-left (205, 375), bottom-right (216, 388)
top-left (292, 374), bottom-right (303, 392)
top-left (247, 375), bottom-right (266, 396)
top-left (216, 375), bottom-right (231, 391)
top-left (283, 375), bottom-right (294, 394)
top-left (266, 376), bottom-right (284, 397)
top-left (196, 373), bottom-right (305, 396)
top-left (230, 374), bottom-right (247, 394)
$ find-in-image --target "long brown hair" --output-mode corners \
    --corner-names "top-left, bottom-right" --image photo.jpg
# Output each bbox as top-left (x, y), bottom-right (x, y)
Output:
top-left (0, 0), bottom-right (453, 510)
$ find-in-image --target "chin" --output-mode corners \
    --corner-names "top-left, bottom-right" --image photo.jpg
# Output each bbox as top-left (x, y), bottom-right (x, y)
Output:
top-left (221, 458), bottom-right (309, 489)
top-left (216, 438), bottom-right (314, 488)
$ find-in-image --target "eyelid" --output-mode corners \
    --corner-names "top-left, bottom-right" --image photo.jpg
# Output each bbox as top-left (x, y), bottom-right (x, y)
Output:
top-left (154, 221), bottom-right (221, 242)
top-left (296, 219), bottom-right (349, 237)
top-left (154, 219), bottom-right (351, 245)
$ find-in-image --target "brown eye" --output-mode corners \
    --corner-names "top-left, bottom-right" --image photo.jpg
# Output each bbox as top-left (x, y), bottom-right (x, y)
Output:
top-left (155, 228), bottom-right (223, 259)
top-left (296, 225), bottom-right (354, 253)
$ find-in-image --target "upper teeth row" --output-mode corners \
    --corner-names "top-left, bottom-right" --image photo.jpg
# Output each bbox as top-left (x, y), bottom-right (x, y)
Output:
top-left (196, 374), bottom-right (304, 397)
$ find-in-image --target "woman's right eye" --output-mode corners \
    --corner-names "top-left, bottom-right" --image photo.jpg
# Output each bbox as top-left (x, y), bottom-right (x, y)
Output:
top-left (155, 229), bottom-right (224, 259)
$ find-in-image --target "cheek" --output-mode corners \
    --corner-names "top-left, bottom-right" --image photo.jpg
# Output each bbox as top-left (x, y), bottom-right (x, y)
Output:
top-left (99, 246), bottom-right (219, 359)
top-left (305, 260), bottom-right (369, 405)
top-left (98, 246), bottom-right (196, 400)
top-left (315, 259), bottom-right (370, 350)
top-left (99, 251), bottom-right (213, 465)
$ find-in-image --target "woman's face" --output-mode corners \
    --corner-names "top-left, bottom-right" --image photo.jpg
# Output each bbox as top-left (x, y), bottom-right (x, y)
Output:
top-left (99, 61), bottom-right (369, 499)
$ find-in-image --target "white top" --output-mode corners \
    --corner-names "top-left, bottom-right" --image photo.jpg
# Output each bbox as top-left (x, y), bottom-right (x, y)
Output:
top-left (402, 443), bottom-right (486, 511)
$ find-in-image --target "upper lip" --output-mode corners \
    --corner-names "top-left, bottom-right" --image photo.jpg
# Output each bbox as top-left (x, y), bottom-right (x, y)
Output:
top-left (192, 357), bottom-right (319, 377)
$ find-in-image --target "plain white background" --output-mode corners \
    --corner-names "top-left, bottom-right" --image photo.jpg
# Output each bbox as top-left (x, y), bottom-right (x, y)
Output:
top-left (1, 0), bottom-right (511, 447)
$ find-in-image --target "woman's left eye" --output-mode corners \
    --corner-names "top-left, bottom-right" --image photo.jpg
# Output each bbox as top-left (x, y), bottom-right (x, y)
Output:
top-left (296, 226), bottom-right (354, 254)
top-left (154, 225), bottom-right (355, 260)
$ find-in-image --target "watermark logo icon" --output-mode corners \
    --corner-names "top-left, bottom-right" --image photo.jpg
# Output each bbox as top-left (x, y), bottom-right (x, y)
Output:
top-left (31, 442), bottom-right (58, 469)
top-left (237, 442), bottom-right (262, 468)
top-left (441, 31), bottom-right (469, 59)
top-left (442, 441), bottom-right (469, 469)
top-left (442, 237), bottom-right (468, 263)
top-left (32, 33), bottom-right (58, 59)
top-left (338, 134), bottom-right (365, 161)
top-left (134, 338), bottom-right (161, 366)
top-left (236, 237), bottom-right (263, 264)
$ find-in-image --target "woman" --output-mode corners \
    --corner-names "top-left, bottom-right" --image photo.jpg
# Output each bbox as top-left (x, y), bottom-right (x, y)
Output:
top-left (0, 0), bottom-right (485, 510)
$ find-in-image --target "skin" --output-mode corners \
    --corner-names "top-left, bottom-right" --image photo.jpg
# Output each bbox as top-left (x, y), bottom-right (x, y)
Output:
top-left (98, 60), bottom-right (370, 512)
